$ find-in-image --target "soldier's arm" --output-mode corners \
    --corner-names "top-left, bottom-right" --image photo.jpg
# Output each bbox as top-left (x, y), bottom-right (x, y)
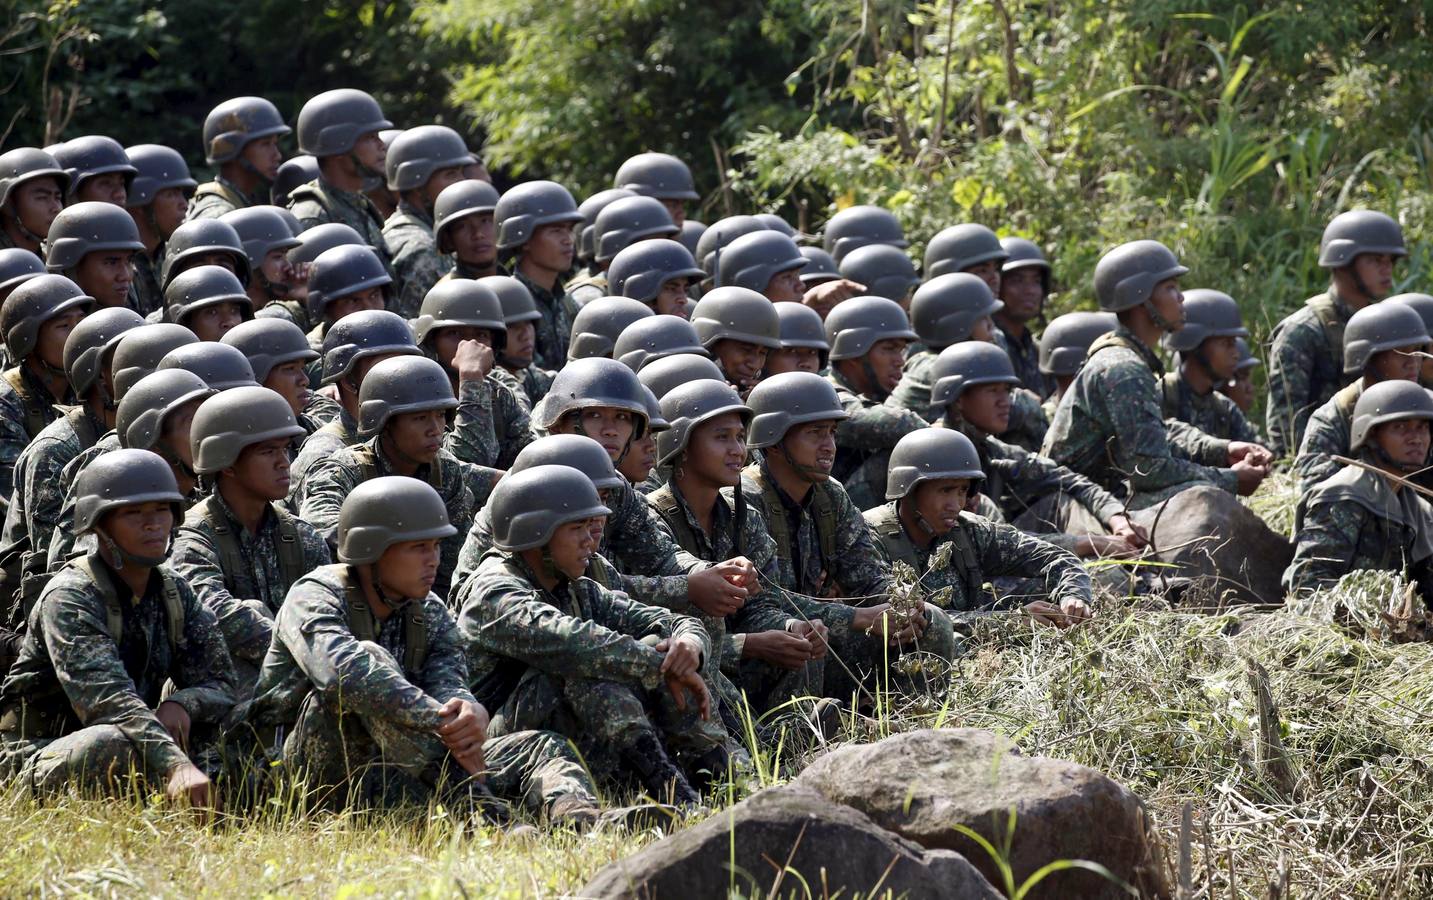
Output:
top-left (1265, 322), bottom-right (1315, 457)
top-left (826, 485), bottom-right (894, 603)
top-left (991, 438), bottom-right (1126, 525)
top-left (413, 599), bottom-right (477, 707)
top-left (1165, 418), bottom-right (1230, 467)
top-left (835, 395), bottom-right (929, 453)
top-left (1292, 404), bottom-right (1345, 495)
top-left (607, 486), bottom-right (706, 610)
top-left (1004, 388), bottom-right (1050, 450)
top-left (295, 458), bottom-right (356, 546)
top-left (1101, 363), bottom-right (1238, 495)
top-left (455, 458), bottom-right (502, 510)
top-left (1220, 394), bottom-right (1262, 445)
top-left (168, 525), bottom-right (275, 663)
top-left (1283, 499), bottom-right (1362, 594)
top-left (968, 515), bottom-right (1093, 609)
top-left (166, 582), bottom-right (239, 724)
top-left (446, 377), bottom-right (501, 467)
top-left (0, 392), bottom-right (30, 500)
top-left (493, 380), bottom-right (533, 469)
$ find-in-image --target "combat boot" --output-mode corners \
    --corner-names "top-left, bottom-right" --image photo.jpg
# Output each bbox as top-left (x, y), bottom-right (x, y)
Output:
top-left (620, 731), bottom-right (703, 808)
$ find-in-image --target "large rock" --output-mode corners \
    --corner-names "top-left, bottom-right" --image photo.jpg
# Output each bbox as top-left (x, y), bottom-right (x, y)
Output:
top-left (578, 784), bottom-right (1000, 899)
top-left (793, 729), bottom-right (1169, 899)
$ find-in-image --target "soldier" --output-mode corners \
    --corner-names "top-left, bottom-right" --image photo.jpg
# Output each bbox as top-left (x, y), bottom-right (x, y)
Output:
top-left (1159, 290), bottom-right (1263, 444)
top-left (995, 237), bottom-right (1055, 397)
top-left (568, 297), bottom-right (654, 360)
top-left (798, 247), bottom-right (841, 289)
top-left (494, 181), bottom-right (585, 370)
top-left (156, 218), bottom-right (252, 321)
top-left (483, 275), bottom-right (555, 408)
top-left (190, 97), bottom-right (291, 220)
top-left (51, 136), bottom-right (136, 206)
top-left (45, 202), bottom-right (144, 309)
top-left (923, 223), bottom-right (1006, 288)
top-left (382, 126), bottom-right (474, 317)
top-left (169, 388), bottom-right (330, 696)
top-left (1042, 240), bottom-right (1269, 508)
top-left (302, 243), bottom-right (391, 353)
top-left (157, 341), bottom-right (258, 391)
top-left (614, 152), bottom-right (700, 228)
top-left (222, 206), bottom-right (302, 318)
top-left (0, 449), bottom-right (236, 809)
top-left (221, 318), bottom-right (328, 432)
top-left (613, 315), bottom-right (710, 373)
top-left (620, 386), bottom-right (667, 489)
top-left (574, 188), bottom-right (636, 273)
top-left (1284, 380), bottom-right (1433, 596)
top-left (111, 323), bottom-right (199, 399)
top-left (821, 205), bottom-right (906, 266)
top-left (694, 215), bottom-right (765, 285)
top-left (606, 239), bottom-right (705, 319)
top-left (1037, 311), bottom-right (1116, 420)
top-left (718, 230), bottom-right (808, 303)
top-left (125, 145), bottom-right (197, 317)
top-left (1218, 337), bottom-right (1260, 415)
top-left (567, 197), bottom-right (678, 311)
top-left (837, 244), bottom-right (920, 310)
top-left (0, 275), bottom-right (91, 457)
top-left (1293, 302), bottom-right (1428, 494)
top-left (365, 130), bottom-right (403, 222)
top-left (283, 221), bottom-right (366, 327)
top-left (890, 272), bottom-right (1000, 418)
top-left (864, 429), bottom-right (1093, 626)
top-left (638, 352), bottom-right (727, 401)
top-left (1266, 210), bottom-right (1406, 456)
top-left (287, 89), bottom-right (393, 267)
top-left (688, 287), bottom-right (781, 396)
top-left (1390, 292), bottom-right (1433, 387)
top-left (763, 302), bottom-right (829, 377)
top-left (0, 148), bottom-right (68, 255)
top-left (433, 180), bottom-right (501, 282)
top-left (270, 155), bottom-right (319, 210)
top-left (163, 266), bottom-right (253, 342)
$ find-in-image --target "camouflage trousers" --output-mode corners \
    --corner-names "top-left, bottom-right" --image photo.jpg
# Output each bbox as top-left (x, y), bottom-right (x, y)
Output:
top-left (1, 724), bottom-right (200, 796)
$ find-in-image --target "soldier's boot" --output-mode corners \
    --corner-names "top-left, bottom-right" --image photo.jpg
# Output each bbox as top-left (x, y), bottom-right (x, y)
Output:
top-left (548, 794), bottom-right (678, 833)
top-left (685, 743), bottom-right (731, 794)
top-left (620, 730), bottom-right (703, 808)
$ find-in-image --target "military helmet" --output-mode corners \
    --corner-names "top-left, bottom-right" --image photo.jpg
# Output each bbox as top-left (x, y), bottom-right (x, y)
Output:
top-left (44, 202), bottom-right (144, 272)
top-left (296, 89), bottom-right (392, 158)
top-left (576, 188), bottom-right (636, 262)
top-left (357, 355), bottom-right (457, 436)
top-left (0, 147), bottom-right (69, 209)
top-left (1350, 380), bottom-right (1433, 451)
top-left (929, 341), bottom-right (1021, 407)
top-left (1390, 292), bottom-right (1433, 337)
top-left (222, 317), bottom-right (319, 382)
top-left (117, 368), bottom-right (216, 450)
top-left (1342, 301), bottom-right (1430, 375)
top-left (540, 357), bottom-right (650, 437)
top-left (774, 302), bottom-right (830, 367)
top-left (509, 434), bottom-right (624, 491)
top-left (656, 378), bottom-right (751, 466)
top-left (638, 352), bottom-right (726, 400)
top-left (614, 152), bottom-right (699, 202)
top-left (489, 464), bottom-right (611, 553)
top-left (695, 215), bottom-right (766, 278)
top-left (1038, 311), bottom-right (1117, 376)
top-left (568, 297), bottom-right (654, 360)
top-left (271, 155), bottom-right (319, 207)
top-left (679, 219), bottom-right (706, 256)
top-left (821, 205), bottom-right (906, 264)
top-left (641, 384), bottom-right (669, 432)
top-left (480, 275), bottom-right (541, 326)
top-left (1, 273), bottom-right (93, 362)
top-left (909, 273), bottom-right (1003, 350)
top-left (838, 244), bottom-right (919, 302)
top-left (754, 213), bottom-right (796, 237)
top-left (1233, 337), bottom-right (1260, 373)
top-left (111, 323), bottom-right (199, 399)
top-left (690, 287), bottom-right (781, 350)
top-left (0, 249), bottom-right (47, 295)
top-left (203, 97), bottom-right (291, 165)
top-left (221, 206), bottom-right (302, 268)
top-left (1093, 240), bottom-right (1188, 312)
top-left (1319, 210), bottom-right (1407, 268)
top-left (886, 429), bottom-right (985, 500)
top-left (746, 371), bottom-right (847, 448)
top-left (124, 144), bottom-right (197, 207)
top-left (613, 315), bottom-right (708, 372)
top-left (320, 308), bottom-right (419, 385)
top-left (190, 386), bottom-right (305, 474)
top-left (824, 295), bottom-right (918, 360)
top-left (593, 196), bottom-right (678, 264)
top-left (307, 244), bottom-right (391, 319)
top-left (924, 223), bottom-right (1008, 280)
top-left (1000, 236), bottom-right (1051, 293)
top-left (63, 306), bottom-right (145, 398)
top-left (338, 476), bottom-right (457, 565)
top-left (158, 341), bottom-right (257, 391)
top-left (494, 180), bottom-right (583, 251)
top-left (287, 221), bottom-right (365, 268)
top-left (1162, 289), bottom-right (1248, 353)
top-left (74, 448), bottom-right (185, 534)
top-left (384, 125), bottom-right (474, 192)
top-left (798, 247), bottom-right (841, 287)
top-left (433, 179), bottom-right (501, 253)
top-left (159, 218), bottom-right (251, 289)
top-left (414, 279), bottom-right (507, 347)
top-left (52, 136), bottom-right (137, 199)
top-left (164, 265), bottom-right (254, 327)
top-left (607, 239), bottom-right (704, 306)
top-left (718, 230), bottom-right (807, 293)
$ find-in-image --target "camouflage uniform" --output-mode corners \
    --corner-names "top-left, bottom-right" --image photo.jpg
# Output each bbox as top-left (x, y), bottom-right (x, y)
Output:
top-left (564, 273), bottom-right (607, 326)
top-left (1159, 371), bottom-right (1260, 444)
top-left (187, 177), bottom-right (261, 221)
top-left (512, 271), bottom-right (573, 372)
top-left (1266, 286), bottom-right (1356, 457)
top-left (301, 390), bottom-right (343, 429)
top-left (994, 324), bottom-right (1054, 398)
top-left (46, 432), bottom-right (123, 574)
top-left (1292, 382), bottom-right (1362, 495)
top-left (382, 202), bottom-right (452, 319)
top-left (287, 178), bottom-right (393, 272)
top-left (445, 375), bottom-right (532, 470)
top-left (0, 554), bottom-right (236, 791)
top-left (499, 365), bottom-right (554, 411)
top-left (131, 250), bottom-right (164, 319)
top-left (827, 368), bottom-right (929, 512)
top-left (288, 408), bottom-right (360, 505)
top-left (891, 348), bottom-right (1047, 451)
top-left (1042, 327), bottom-right (1236, 509)
top-left (246, 563), bottom-right (597, 813)
top-left (254, 298), bottom-right (313, 334)
top-left (0, 365), bottom-right (69, 501)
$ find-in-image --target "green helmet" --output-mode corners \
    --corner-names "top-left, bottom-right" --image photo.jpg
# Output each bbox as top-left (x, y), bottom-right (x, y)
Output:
top-left (1319, 210), bottom-right (1406, 268)
top-left (203, 97), bottom-right (291, 165)
top-left (414, 279), bottom-right (507, 348)
top-left (774, 302), bottom-right (830, 367)
top-left (488, 464), bottom-right (611, 552)
top-left (2, 273), bottom-right (93, 362)
top-left (1350, 380), bottom-right (1433, 452)
top-left (613, 315), bottom-right (708, 372)
top-left (320, 309), bottom-right (419, 386)
top-left (717, 230), bottom-right (807, 293)
top-left (0, 249), bottom-right (46, 295)
top-left (838, 244), bottom-right (919, 302)
top-left (568, 297), bottom-right (653, 360)
top-left (111, 324), bottom-right (199, 400)
top-left (164, 265), bottom-right (254, 327)
top-left (695, 215), bottom-right (765, 278)
top-left (117, 368), bottom-right (216, 450)
top-left (745, 371), bottom-right (847, 449)
top-left (607, 239), bottom-right (704, 306)
top-left (1390, 293), bottom-right (1433, 337)
top-left (494, 181), bottom-right (583, 251)
top-left (52, 136), bottom-right (137, 200)
top-left (1038, 312), bottom-right (1117, 376)
top-left (74, 448), bottom-right (184, 534)
top-left (384, 125), bottom-right (474, 192)
top-left (614, 152), bottom-right (699, 202)
top-left (690, 287), bottom-right (781, 351)
top-left (480, 275), bottom-right (542, 327)
top-left (357, 355), bottom-right (457, 436)
top-left (924, 224), bottom-right (1008, 280)
top-left (1233, 337), bottom-right (1260, 373)
top-left (190, 385), bottom-right (305, 474)
top-left (44, 201), bottom-right (144, 272)
top-left (638, 352), bottom-right (726, 400)
top-left (0, 148), bottom-right (69, 210)
top-left (287, 221), bottom-right (364, 268)
top-left (158, 341), bottom-right (257, 390)
top-left (540, 357), bottom-right (650, 436)
top-left (1342, 302), bottom-right (1429, 375)
top-left (1000, 237), bottom-right (1051, 293)
top-left (798, 247), bottom-right (840, 286)
top-left (577, 188), bottom-right (638, 262)
top-left (886, 429), bottom-right (985, 500)
top-left (221, 206), bottom-right (302, 269)
top-left (1093, 240), bottom-right (1188, 312)
top-left (124, 144), bottom-right (196, 208)
top-left (337, 476), bottom-right (456, 565)
top-left (271, 155), bottom-right (319, 207)
top-left (821, 205), bottom-right (906, 265)
top-left (656, 378), bottom-right (750, 466)
top-left (509, 434), bottom-right (624, 491)
top-left (824, 295), bottom-right (917, 360)
top-left (910, 273), bottom-right (1002, 350)
top-left (679, 219), bottom-right (706, 256)
top-left (63, 306), bottom-right (145, 398)
top-left (159, 218), bottom-right (251, 290)
top-left (1162, 289), bottom-right (1247, 354)
top-left (297, 89), bottom-right (392, 158)
top-left (433, 180), bottom-right (500, 254)
top-left (929, 341), bottom-right (1021, 407)
top-left (307, 244), bottom-right (392, 320)
top-left (593, 196), bottom-right (678, 264)
top-left (222, 318), bottom-right (319, 382)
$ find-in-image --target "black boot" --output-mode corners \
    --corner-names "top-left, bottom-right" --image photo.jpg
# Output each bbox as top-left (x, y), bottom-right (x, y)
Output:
top-left (620, 731), bottom-right (703, 808)
top-left (686, 743), bottom-right (731, 794)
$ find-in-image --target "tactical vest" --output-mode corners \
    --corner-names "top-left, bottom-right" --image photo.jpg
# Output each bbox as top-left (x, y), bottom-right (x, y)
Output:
top-left (1087, 330), bottom-right (1163, 376)
top-left (341, 568), bottom-right (429, 674)
top-left (201, 499), bottom-right (307, 602)
top-left (647, 486), bottom-right (746, 561)
top-left (2, 367), bottom-right (53, 439)
top-left (1306, 294), bottom-right (1346, 375)
top-left (289, 181), bottom-right (385, 233)
top-left (1332, 380), bottom-right (1362, 421)
top-left (869, 507), bottom-right (983, 602)
top-left (193, 180), bottom-right (248, 211)
top-left (350, 443), bottom-right (444, 491)
top-left (747, 467), bottom-right (836, 585)
top-left (73, 554), bottom-right (185, 658)
top-left (1159, 371), bottom-right (1182, 421)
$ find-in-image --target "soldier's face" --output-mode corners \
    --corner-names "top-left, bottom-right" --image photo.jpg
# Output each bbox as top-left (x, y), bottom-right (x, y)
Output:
top-left (75, 250), bottom-right (135, 308)
top-left (764, 347), bottom-right (821, 376)
top-left (712, 339), bottom-right (768, 392)
top-left (546, 518), bottom-right (600, 579)
top-left (451, 214), bottom-right (496, 266)
top-left (422, 167), bottom-right (464, 207)
top-left (329, 286), bottom-right (386, 322)
top-left (686, 412), bottom-right (747, 488)
top-left (765, 267), bottom-right (805, 303)
top-left (779, 420), bottom-right (838, 481)
top-left (1373, 418), bottom-right (1431, 468)
top-left (35, 308), bottom-right (86, 370)
top-left (999, 268), bottom-right (1044, 323)
top-left (241, 136), bottom-right (283, 182)
top-left (655, 278), bottom-right (691, 318)
top-left (618, 431), bottom-right (657, 484)
top-left (660, 198), bottom-right (686, 229)
top-left (1221, 369), bottom-right (1255, 412)
top-left (568, 407), bottom-right (636, 462)
top-left (150, 187), bottom-right (188, 238)
top-left (963, 260), bottom-right (1001, 294)
top-left (1351, 253), bottom-right (1396, 300)
top-left (13, 177), bottom-right (64, 236)
top-left (504, 320), bottom-right (535, 367)
top-left (228, 436), bottom-right (293, 501)
top-left (376, 539), bottom-right (442, 598)
top-left (77, 173), bottom-right (128, 207)
top-left (957, 382), bottom-right (1013, 435)
top-left (433, 325), bottom-right (492, 369)
top-left (969, 316), bottom-right (996, 343)
top-left (352, 131), bottom-right (387, 175)
top-left (864, 338), bottom-right (909, 394)
top-left (1368, 345), bottom-right (1423, 384)
top-left (185, 252), bottom-right (240, 276)
top-left (911, 478), bottom-right (970, 533)
top-left (1199, 335), bottom-right (1241, 381)
top-left (264, 360), bottom-right (311, 415)
top-left (187, 302), bottom-right (246, 342)
top-left (160, 398), bottom-right (203, 470)
top-left (524, 223), bottom-right (575, 273)
top-left (1149, 278), bottom-right (1185, 331)
top-left (259, 249), bottom-right (295, 296)
top-left (100, 501), bottom-right (174, 561)
top-left (463, 161), bottom-right (492, 183)
top-left (386, 409), bottom-right (447, 464)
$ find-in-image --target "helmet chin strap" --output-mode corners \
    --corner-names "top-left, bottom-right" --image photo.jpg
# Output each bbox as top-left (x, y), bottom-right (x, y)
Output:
top-left (778, 438), bottom-right (827, 483)
top-left (861, 358), bottom-right (890, 401)
top-left (95, 526), bottom-right (168, 569)
top-left (1143, 298), bottom-right (1178, 333)
top-left (1368, 442), bottom-right (1425, 474)
top-left (9, 206), bottom-right (46, 247)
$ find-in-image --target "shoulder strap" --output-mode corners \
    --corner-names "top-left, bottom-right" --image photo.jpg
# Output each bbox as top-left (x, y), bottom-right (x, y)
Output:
top-left (1307, 294), bottom-right (1346, 370)
top-left (349, 444), bottom-right (382, 483)
top-left (947, 518), bottom-right (983, 598)
top-left (271, 506), bottom-right (307, 587)
top-left (750, 468), bottom-right (792, 560)
top-left (4, 368), bottom-right (49, 439)
top-left (159, 571), bottom-right (184, 657)
top-left (290, 181), bottom-right (334, 216)
top-left (74, 555), bottom-right (182, 656)
top-left (1159, 371), bottom-right (1182, 420)
top-left (810, 484), bottom-right (839, 569)
top-left (194, 180), bottom-right (245, 207)
top-left (202, 500), bottom-right (247, 596)
top-left (342, 570), bottom-right (428, 675)
top-left (648, 488), bottom-right (701, 556)
top-left (871, 514), bottom-right (920, 570)
top-left (1333, 380), bottom-right (1362, 419)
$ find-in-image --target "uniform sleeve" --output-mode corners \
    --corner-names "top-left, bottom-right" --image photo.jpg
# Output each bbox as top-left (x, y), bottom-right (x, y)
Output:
top-left (18, 438), bottom-right (75, 600)
top-left (1099, 362), bottom-right (1238, 496)
top-left (1292, 403), bottom-right (1346, 495)
top-left (607, 486), bottom-right (700, 610)
top-left (493, 380), bottom-right (533, 469)
top-left (296, 458), bottom-right (358, 546)
top-left (168, 525), bottom-right (275, 663)
top-left (165, 582), bottom-right (239, 726)
top-left (991, 438), bottom-right (1125, 525)
top-left (414, 599), bottom-right (476, 708)
top-left (834, 391), bottom-right (929, 454)
top-left (1265, 321), bottom-right (1316, 457)
top-left (969, 517), bottom-right (1092, 609)
top-left (447, 376), bottom-right (501, 467)
top-left (456, 459), bottom-right (502, 510)
top-left (0, 390), bottom-right (30, 501)
top-left (1283, 499), bottom-right (1361, 594)
top-left (826, 485), bottom-right (893, 601)
top-left (1166, 418), bottom-right (1230, 467)
top-left (288, 198), bottom-right (329, 232)
top-left (1220, 393), bottom-right (1262, 444)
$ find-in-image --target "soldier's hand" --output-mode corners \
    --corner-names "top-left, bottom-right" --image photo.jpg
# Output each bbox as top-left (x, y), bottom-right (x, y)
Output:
top-left (165, 762), bottom-right (216, 819)
top-left (1231, 457), bottom-right (1269, 496)
top-left (1060, 596), bottom-right (1093, 624)
top-left (437, 698), bottom-right (489, 777)
top-left (802, 279), bottom-right (866, 319)
top-left (662, 668), bottom-right (712, 720)
top-left (453, 338), bottom-right (495, 381)
top-left (1227, 441), bottom-right (1273, 468)
top-left (656, 634), bottom-right (704, 679)
top-left (743, 629), bottom-right (814, 670)
top-left (1077, 533), bottom-right (1141, 559)
top-left (790, 619), bottom-right (830, 659)
top-left (1023, 599), bottom-right (1088, 629)
top-left (688, 562), bottom-right (749, 617)
top-left (1107, 514), bottom-right (1148, 548)
top-left (721, 556), bottom-right (761, 597)
top-left (157, 700), bottom-right (192, 750)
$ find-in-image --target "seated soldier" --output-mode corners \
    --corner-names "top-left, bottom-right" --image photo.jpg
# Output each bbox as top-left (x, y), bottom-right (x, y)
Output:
top-left (622, 386), bottom-right (667, 492)
top-left (567, 297), bottom-right (653, 362)
top-left (125, 144), bottom-right (196, 317)
top-left (612, 316), bottom-right (710, 375)
top-left (221, 206), bottom-right (302, 319)
top-left (1294, 302), bottom-right (1428, 494)
top-left (162, 265), bottom-right (252, 342)
top-left (433, 180), bottom-right (501, 282)
top-left (272, 222), bottom-right (365, 333)
top-left (864, 429), bottom-right (1093, 627)
top-left (763, 302), bottom-right (829, 377)
top-left (493, 181), bottom-right (585, 370)
top-left (1036, 311), bottom-right (1116, 421)
top-left (1159, 290), bottom-right (1264, 443)
top-left (482, 275), bottom-right (555, 409)
top-left (0, 449), bottom-right (235, 810)
top-left (689, 287), bottom-right (782, 397)
top-left (111, 322), bottom-right (198, 399)
top-left (248, 476), bottom-right (607, 825)
top-left (838, 244), bottom-right (920, 311)
top-left (153, 218), bottom-right (252, 322)
top-left (567, 196), bottom-right (678, 310)
top-left (44, 202), bottom-right (144, 310)
top-left (221, 318), bottom-right (330, 434)
top-left (1042, 240), bottom-right (1270, 509)
top-left (1285, 381), bottom-right (1433, 596)
top-left (607, 239), bottom-right (704, 319)
top-left (170, 388), bottom-right (330, 697)
top-left (719, 230), bottom-right (809, 304)
top-left (302, 244), bottom-right (392, 357)
top-left (994, 237), bottom-right (1056, 398)
top-left (381, 125), bottom-right (472, 317)
top-left (1217, 337), bottom-right (1260, 417)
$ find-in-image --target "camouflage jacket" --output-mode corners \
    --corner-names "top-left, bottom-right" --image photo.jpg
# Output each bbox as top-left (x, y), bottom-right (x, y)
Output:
top-left (827, 368), bottom-right (929, 512)
top-left (131, 248), bottom-right (164, 318)
top-left (382, 202), bottom-right (452, 318)
top-left (512, 269), bottom-right (573, 372)
top-left (497, 364), bottom-right (554, 411)
top-left (994, 323), bottom-right (1054, 399)
top-left (1293, 381), bottom-right (1361, 495)
top-left (288, 407), bottom-right (360, 506)
top-left (1265, 287), bottom-right (1356, 457)
top-left (446, 373), bottom-right (533, 470)
top-left (254, 297), bottom-right (313, 334)
top-left (0, 365), bottom-right (69, 501)
top-left (287, 177), bottom-right (392, 272)
top-left (564, 272), bottom-right (606, 327)
top-left (187, 177), bottom-right (260, 221)
top-left (1159, 370), bottom-right (1260, 444)
top-left (890, 347), bottom-right (1047, 451)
